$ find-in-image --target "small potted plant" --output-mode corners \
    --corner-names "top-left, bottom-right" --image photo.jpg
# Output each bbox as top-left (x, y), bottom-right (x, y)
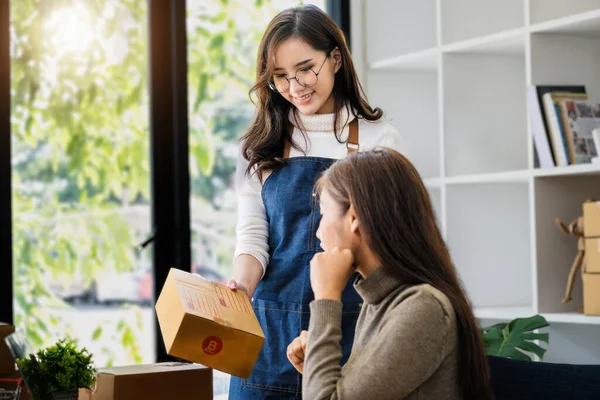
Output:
top-left (16, 339), bottom-right (97, 400)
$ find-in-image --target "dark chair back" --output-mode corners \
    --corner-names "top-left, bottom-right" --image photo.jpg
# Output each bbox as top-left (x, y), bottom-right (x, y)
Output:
top-left (488, 355), bottom-right (600, 400)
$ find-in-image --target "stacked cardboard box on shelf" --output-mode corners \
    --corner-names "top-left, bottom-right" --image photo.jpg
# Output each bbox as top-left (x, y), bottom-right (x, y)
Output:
top-left (583, 200), bottom-right (600, 315)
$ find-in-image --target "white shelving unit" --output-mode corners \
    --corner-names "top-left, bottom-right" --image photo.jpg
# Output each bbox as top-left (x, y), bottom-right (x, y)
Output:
top-left (352, 0), bottom-right (600, 364)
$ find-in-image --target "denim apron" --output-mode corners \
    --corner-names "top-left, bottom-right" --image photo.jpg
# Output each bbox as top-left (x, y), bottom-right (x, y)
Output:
top-left (228, 119), bottom-right (361, 399)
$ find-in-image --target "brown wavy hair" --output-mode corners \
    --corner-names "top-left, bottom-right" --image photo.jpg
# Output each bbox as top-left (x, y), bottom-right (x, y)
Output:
top-left (315, 147), bottom-right (494, 400)
top-left (241, 5), bottom-right (382, 179)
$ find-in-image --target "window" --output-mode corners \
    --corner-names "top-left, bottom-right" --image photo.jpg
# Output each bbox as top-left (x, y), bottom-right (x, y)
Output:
top-left (9, 0), bottom-right (153, 367)
top-left (0, 1), bottom-right (347, 397)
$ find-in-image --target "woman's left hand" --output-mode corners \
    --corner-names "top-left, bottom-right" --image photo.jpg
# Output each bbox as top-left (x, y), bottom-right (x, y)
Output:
top-left (310, 247), bottom-right (355, 301)
top-left (287, 330), bottom-right (308, 374)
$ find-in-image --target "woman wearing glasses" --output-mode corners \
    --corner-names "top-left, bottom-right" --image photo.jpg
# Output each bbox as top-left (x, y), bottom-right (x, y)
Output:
top-left (228, 5), bottom-right (405, 399)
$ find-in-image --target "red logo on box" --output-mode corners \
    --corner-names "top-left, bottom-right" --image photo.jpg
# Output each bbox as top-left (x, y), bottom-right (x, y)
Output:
top-left (203, 336), bottom-right (223, 355)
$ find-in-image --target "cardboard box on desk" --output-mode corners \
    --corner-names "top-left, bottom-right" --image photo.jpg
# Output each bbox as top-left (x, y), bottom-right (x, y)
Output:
top-left (155, 268), bottom-right (265, 379)
top-left (583, 200), bottom-right (600, 315)
top-left (80, 362), bottom-right (212, 400)
top-left (0, 323), bottom-right (15, 375)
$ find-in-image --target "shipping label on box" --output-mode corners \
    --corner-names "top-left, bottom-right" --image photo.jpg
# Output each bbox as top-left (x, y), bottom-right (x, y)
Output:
top-left (583, 200), bottom-right (600, 237)
top-left (155, 268), bottom-right (265, 379)
top-left (88, 362), bottom-right (212, 400)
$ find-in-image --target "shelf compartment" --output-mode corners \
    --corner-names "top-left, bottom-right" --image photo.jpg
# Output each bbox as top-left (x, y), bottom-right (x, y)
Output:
top-left (534, 175), bottom-right (600, 314)
top-left (530, 32), bottom-right (600, 100)
top-left (443, 53), bottom-right (528, 177)
top-left (365, 0), bottom-right (437, 64)
top-left (446, 183), bottom-right (531, 308)
top-left (367, 70), bottom-right (440, 179)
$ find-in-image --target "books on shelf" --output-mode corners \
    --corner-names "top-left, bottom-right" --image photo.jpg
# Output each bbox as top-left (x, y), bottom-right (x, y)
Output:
top-left (558, 100), bottom-right (600, 164)
top-left (527, 85), bottom-right (583, 168)
top-left (528, 84), bottom-right (600, 168)
top-left (542, 91), bottom-right (588, 166)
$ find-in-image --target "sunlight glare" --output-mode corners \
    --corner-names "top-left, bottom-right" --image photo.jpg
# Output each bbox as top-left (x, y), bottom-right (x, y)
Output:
top-left (44, 3), bottom-right (96, 56)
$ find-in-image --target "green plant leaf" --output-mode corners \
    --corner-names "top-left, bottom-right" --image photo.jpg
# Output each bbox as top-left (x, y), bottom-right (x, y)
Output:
top-left (15, 291), bottom-right (31, 314)
top-left (509, 314), bottom-right (550, 333)
top-left (500, 348), bottom-right (532, 361)
top-left (91, 326), bottom-right (103, 340)
top-left (482, 315), bottom-right (550, 361)
top-left (193, 72), bottom-right (210, 112)
top-left (522, 332), bottom-right (550, 342)
top-left (27, 329), bottom-right (43, 347)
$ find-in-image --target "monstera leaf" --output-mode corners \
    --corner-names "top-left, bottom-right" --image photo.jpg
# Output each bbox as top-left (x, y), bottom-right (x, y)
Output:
top-left (481, 315), bottom-right (550, 361)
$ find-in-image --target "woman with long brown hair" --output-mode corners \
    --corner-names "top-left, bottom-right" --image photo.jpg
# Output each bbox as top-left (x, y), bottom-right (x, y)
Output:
top-left (287, 148), bottom-right (493, 399)
top-left (228, 4), bottom-right (405, 399)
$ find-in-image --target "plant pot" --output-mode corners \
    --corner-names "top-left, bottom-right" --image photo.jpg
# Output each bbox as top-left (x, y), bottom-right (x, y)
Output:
top-left (51, 390), bottom-right (78, 400)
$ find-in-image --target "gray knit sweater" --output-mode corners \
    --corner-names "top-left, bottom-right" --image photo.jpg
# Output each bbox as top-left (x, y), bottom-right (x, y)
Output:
top-left (303, 267), bottom-right (461, 399)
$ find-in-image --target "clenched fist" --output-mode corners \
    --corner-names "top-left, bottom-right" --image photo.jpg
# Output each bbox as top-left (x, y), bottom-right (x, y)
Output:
top-left (310, 247), bottom-right (355, 301)
top-left (287, 330), bottom-right (308, 374)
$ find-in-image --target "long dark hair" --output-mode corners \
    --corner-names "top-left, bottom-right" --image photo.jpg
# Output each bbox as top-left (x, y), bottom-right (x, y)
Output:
top-left (316, 147), bottom-right (494, 400)
top-left (241, 5), bottom-right (382, 179)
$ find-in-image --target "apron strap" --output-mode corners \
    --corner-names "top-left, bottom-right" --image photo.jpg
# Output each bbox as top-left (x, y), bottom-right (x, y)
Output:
top-left (346, 118), bottom-right (359, 155)
top-left (283, 118), bottom-right (360, 158)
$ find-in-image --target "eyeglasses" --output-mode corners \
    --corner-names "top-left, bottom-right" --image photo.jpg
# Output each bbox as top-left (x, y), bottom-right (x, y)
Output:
top-left (268, 54), bottom-right (329, 93)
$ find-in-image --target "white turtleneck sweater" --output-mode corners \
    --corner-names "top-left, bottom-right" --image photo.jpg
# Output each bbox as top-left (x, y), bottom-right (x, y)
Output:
top-left (234, 109), bottom-right (406, 276)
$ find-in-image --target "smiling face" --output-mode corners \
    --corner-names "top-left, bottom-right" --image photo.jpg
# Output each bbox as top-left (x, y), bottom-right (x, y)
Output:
top-left (272, 38), bottom-right (341, 115)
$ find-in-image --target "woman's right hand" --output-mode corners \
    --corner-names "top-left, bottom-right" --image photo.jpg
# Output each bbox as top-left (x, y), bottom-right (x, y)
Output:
top-left (227, 279), bottom-right (253, 298)
top-left (229, 254), bottom-right (262, 299)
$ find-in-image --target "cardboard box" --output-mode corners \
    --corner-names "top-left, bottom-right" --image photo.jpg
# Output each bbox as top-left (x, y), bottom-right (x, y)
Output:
top-left (586, 238), bottom-right (600, 274)
top-left (0, 323), bottom-right (15, 375)
top-left (583, 200), bottom-right (600, 237)
top-left (584, 200), bottom-right (600, 274)
top-left (583, 273), bottom-right (600, 316)
top-left (83, 362), bottom-right (212, 400)
top-left (156, 268), bottom-right (264, 379)
top-left (583, 201), bottom-right (600, 313)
